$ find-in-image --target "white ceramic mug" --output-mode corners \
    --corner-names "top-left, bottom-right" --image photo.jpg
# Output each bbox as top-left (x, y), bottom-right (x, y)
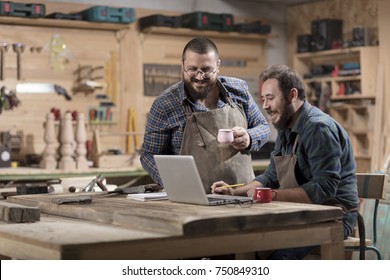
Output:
top-left (217, 129), bottom-right (234, 144)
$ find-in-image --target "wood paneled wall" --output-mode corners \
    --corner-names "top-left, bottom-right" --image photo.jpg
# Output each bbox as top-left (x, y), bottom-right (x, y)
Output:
top-left (375, 0), bottom-right (390, 172)
top-left (0, 26), bottom-right (121, 157)
top-left (0, 1), bottom-right (133, 163)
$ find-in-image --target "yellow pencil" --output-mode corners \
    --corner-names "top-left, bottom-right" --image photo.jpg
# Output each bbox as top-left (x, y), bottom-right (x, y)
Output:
top-left (221, 183), bottom-right (245, 188)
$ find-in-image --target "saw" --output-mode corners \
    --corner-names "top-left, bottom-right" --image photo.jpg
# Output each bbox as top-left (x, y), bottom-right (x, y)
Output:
top-left (16, 83), bottom-right (72, 101)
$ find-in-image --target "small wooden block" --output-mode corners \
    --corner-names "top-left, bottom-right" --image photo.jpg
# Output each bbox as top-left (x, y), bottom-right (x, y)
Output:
top-left (0, 201), bottom-right (40, 223)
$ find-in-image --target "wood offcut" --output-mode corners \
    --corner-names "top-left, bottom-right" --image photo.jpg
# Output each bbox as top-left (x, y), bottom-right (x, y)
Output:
top-left (0, 201), bottom-right (40, 223)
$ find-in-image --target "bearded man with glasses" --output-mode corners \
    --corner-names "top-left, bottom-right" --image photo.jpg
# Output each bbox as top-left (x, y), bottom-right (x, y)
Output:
top-left (141, 37), bottom-right (270, 193)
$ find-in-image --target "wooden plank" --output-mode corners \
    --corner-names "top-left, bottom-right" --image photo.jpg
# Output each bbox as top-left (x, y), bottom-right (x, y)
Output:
top-left (371, 63), bottom-right (384, 171)
top-left (0, 214), bottom-right (168, 260)
top-left (320, 223), bottom-right (345, 260)
top-left (95, 154), bottom-right (135, 168)
top-left (378, 0), bottom-right (390, 170)
top-left (7, 194), bottom-right (344, 236)
top-left (0, 201), bottom-right (40, 223)
top-left (356, 173), bottom-right (388, 199)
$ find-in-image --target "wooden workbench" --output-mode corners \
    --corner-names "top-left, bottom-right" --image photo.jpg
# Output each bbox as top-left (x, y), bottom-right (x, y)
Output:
top-left (0, 192), bottom-right (344, 260)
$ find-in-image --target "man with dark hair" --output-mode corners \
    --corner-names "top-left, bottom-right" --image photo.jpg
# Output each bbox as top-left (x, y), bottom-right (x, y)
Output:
top-left (212, 64), bottom-right (359, 259)
top-left (140, 37), bottom-right (270, 192)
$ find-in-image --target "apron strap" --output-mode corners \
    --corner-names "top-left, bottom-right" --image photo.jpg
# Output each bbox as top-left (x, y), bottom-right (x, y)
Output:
top-left (217, 81), bottom-right (235, 108)
top-left (290, 104), bottom-right (313, 156)
top-left (292, 134), bottom-right (299, 154)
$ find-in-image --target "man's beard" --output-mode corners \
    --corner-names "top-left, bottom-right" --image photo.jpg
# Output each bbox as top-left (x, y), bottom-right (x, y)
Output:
top-left (272, 101), bottom-right (294, 131)
top-left (184, 77), bottom-right (214, 101)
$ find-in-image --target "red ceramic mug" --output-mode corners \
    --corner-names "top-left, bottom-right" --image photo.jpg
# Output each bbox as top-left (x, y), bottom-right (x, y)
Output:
top-left (253, 187), bottom-right (277, 203)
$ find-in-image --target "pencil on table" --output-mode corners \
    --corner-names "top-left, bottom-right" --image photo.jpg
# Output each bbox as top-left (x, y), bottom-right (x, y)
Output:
top-left (221, 183), bottom-right (245, 188)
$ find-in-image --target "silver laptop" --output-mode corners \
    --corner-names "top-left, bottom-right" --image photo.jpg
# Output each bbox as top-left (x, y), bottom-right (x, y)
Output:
top-left (154, 155), bottom-right (253, 206)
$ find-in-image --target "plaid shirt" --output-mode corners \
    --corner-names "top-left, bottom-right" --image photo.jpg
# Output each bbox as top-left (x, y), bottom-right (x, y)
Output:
top-left (255, 101), bottom-right (359, 208)
top-left (140, 76), bottom-right (271, 185)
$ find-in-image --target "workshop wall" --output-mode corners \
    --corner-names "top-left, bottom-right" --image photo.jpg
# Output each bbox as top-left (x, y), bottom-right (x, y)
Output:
top-left (0, 1), bottom-right (273, 166)
top-left (0, 1), bottom-right (129, 164)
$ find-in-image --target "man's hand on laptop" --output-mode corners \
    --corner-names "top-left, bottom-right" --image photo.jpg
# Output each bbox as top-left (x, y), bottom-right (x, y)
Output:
top-left (211, 181), bottom-right (232, 195)
top-left (212, 180), bottom-right (263, 197)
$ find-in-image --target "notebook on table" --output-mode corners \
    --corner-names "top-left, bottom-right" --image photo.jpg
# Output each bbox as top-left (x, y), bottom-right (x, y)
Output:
top-left (153, 155), bottom-right (253, 206)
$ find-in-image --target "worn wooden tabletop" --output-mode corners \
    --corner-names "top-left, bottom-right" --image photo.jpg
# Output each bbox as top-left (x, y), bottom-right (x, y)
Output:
top-left (0, 193), bottom-right (345, 259)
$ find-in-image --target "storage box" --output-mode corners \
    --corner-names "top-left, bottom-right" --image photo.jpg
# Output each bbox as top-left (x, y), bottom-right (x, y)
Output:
top-left (233, 21), bottom-right (271, 34)
top-left (45, 12), bottom-right (83, 21)
top-left (139, 14), bottom-right (181, 30)
top-left (180, 11), bottom-right (234, 31)
top-left (0, 1), bottom-right (45, 18)
top-left (79, 5), bottom-right (136, 23)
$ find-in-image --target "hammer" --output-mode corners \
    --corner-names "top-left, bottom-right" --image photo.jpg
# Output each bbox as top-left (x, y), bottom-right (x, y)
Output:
top-left (12, 43), bottom-right (25, 80)
top-left (0, 43), bottom-right (8, 81)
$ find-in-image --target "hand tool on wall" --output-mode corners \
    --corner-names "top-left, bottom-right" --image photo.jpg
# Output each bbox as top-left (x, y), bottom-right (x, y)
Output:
top-left (0, 42), bottom-right (8, 81)
top-left (12, 43), bottom-right (25, 80)
top-left (16, 83), bottom-right (72, 100)
top-left (73, 65), bottom-right (107, 93)
top-left (110, 51), bottom-right (118, 104)
top-left (127, 107), bottom-right (139, 154)
top-left (0, 86), bottom-right (20, 113)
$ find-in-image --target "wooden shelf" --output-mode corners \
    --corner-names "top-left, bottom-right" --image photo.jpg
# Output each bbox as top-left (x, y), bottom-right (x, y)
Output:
top-left (0, 16), bottom-right (131, 31)
top-left (331, 94), bottom-right (375, 100)
top-left (294, 46), bottom-right (379, 173)
top-left (141, 26), bottom-right (276, 41)
top-left (295, 47), bottom-right (366, 59)
top-left (304, 76), bottom-right (360, 83)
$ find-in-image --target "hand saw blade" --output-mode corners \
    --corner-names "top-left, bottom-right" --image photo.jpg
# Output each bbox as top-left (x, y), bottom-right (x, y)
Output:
top-left (16, 83), bottom-right (72, 101)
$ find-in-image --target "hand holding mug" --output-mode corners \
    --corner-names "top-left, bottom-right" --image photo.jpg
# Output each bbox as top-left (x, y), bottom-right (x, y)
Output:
top-left (253, 187), bottom-right (277, 203)
top-left (217, 129), bottom-right (234, 144)
top-left (231, 127), bottom-right (250, 150)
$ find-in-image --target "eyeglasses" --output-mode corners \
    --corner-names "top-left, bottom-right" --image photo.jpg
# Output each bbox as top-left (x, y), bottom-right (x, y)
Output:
top-left (225, 199), bottom-right (253, 208)
top-left (183, 67), bottom-right (217, 79)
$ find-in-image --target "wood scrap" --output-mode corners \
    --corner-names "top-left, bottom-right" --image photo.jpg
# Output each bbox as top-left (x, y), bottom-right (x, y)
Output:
top-left (0, 201), bottom-right (40, 223)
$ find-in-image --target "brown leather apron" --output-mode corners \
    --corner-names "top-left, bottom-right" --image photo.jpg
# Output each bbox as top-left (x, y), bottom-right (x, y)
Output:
top-left (180, 93), bottom-right (255, 193)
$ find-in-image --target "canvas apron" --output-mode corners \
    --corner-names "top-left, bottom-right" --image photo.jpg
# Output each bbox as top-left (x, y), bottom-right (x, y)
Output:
top-left (180, 94), bottom-right (255, 193)
top-left (274, 106), bottom-right (313, 189)
top-left (274, 135), bottom-right (300, 189)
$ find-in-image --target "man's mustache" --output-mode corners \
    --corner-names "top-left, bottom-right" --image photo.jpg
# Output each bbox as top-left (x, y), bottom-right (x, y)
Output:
top-left (190, 77), bottom-right (211, 83)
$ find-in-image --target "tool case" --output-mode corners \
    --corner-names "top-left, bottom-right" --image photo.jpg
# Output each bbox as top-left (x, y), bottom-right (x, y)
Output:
top-left (138, 14), bottom-right (181, 30)
top-left (0, 1), bottom-right (45, 18)
top-left (180, 11), bottom-right (234, 31)
top-left (78, 5), bottom-right (136, 23)
top-left (233, 21), bottom-right (271, 34)
top-left (45, 12), bottom-right (83, 21)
